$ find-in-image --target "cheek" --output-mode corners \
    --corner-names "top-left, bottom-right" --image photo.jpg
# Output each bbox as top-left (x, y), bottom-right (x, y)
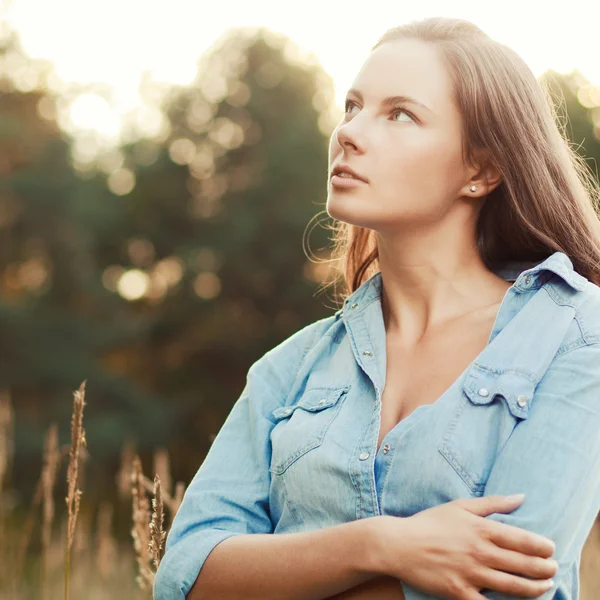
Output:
top-left (380, 135), bottom-right (462, 188)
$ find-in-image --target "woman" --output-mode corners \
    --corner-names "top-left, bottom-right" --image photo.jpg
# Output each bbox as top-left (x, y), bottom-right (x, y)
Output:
top-left (154, 17), bottom-right (600, 600)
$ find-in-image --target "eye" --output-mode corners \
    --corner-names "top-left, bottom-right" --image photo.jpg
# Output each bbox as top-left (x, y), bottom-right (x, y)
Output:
top-left (391, 107), bottom-right (415, 122)
top-left (344, 99), bottom-right (416, 123)
top-left (344, 99), bottom-right (358, 115)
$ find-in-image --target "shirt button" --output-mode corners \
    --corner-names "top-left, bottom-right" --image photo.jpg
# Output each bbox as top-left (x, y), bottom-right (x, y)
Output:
top-left (318, 398), bottom-right (326, 405)
top-left (517, 395), bottom-right (527, 407)
top-left (284, 408), bottom-right (292, 415)
top-left (478, 388), bottom-right (489, 397)
top-left (524, 275), bottom-right (532, 285)
top-left (350, 302), bottom-right (359, 309)
top-left (359, 452), bottom-right (370, 460)
top-left (382, 444), bottom-right (390, 454)
top-left (362, 350), bottom-right (373, 357)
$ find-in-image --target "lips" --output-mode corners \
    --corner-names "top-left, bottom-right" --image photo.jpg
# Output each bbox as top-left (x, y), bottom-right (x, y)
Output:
top-left (331, 164), bottom-right (368, 183)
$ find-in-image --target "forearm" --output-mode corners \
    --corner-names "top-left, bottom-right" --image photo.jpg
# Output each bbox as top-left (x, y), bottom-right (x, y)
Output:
top-left (186, 517), bottom-right (383, 600)
top-left (327, 575), bottom-right (406, 599)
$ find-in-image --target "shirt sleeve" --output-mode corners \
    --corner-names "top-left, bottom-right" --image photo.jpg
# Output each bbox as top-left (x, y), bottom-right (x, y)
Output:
top-left (477, 340), bottom-right (600, 599)
top-left (152, 318), bottom-right (331, 600)
top-left (400, 340), bottom-right (600, 600)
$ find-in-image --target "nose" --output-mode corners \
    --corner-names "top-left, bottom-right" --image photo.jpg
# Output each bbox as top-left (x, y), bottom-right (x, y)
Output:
top-left (334, 119), bottom-right (365, 154)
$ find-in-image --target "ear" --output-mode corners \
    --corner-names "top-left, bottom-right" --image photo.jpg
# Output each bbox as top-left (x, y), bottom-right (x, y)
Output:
top-left (465, 148), bottom-right (502, 197)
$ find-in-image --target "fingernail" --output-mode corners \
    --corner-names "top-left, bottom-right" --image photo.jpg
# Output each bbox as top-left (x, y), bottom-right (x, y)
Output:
top-left (546, 579), bottom-right (555, 588)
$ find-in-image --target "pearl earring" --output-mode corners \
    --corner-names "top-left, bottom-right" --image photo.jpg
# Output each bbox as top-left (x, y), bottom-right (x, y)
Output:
top-left (470, 185), bottom-right (477, 192)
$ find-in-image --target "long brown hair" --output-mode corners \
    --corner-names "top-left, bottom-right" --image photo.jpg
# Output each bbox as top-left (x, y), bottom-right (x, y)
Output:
top-left (309, 17), bottom-right (600, 309)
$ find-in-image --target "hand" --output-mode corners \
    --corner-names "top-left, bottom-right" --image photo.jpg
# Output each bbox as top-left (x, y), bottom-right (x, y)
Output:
top-left (327, 575), bottom-right (406, 599)
top-left (370, 495), bottom-right (559, 599)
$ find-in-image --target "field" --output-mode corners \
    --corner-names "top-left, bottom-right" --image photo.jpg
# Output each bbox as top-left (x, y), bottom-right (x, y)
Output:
top-left (1, 384), bottom-right (599, 599)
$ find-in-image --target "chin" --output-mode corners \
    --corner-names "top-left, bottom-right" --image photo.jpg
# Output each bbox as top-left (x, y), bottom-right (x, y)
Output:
top-left (326, 197), bottom-right (376, 230)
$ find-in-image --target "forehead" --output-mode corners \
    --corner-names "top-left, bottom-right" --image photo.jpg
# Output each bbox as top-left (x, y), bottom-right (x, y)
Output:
top-left (351, 38), bottom-right (455, 110)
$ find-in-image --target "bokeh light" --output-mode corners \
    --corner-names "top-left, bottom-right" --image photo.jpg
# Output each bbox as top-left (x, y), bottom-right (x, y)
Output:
top-left (117, 269), bottom-right (150, 300)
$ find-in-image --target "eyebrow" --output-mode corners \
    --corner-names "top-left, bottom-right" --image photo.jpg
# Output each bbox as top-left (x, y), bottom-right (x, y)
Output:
top-left (346, 88), bottom-right (434, 114)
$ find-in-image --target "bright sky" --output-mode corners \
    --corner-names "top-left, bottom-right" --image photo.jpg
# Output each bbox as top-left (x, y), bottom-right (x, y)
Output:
top-left (3, 0), bottom-right (600, 147)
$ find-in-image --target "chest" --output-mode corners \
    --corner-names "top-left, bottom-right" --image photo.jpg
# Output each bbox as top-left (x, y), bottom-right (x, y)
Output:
top-left (377, 312), bottom-right (498, 453)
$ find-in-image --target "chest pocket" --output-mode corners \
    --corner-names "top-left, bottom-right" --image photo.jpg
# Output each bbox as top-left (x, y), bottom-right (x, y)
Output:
top-left (269, 385), bottom-right (350, 476)
top-left (438, 367), bottom-right (535, 496)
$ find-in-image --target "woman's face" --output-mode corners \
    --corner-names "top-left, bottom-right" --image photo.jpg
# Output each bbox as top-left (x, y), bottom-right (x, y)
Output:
top-left (327, 38), bottom-right (474, 233)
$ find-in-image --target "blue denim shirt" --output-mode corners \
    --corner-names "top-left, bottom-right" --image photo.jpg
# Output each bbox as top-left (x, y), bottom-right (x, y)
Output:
top-left (153, 251), bottom-right (600, 600)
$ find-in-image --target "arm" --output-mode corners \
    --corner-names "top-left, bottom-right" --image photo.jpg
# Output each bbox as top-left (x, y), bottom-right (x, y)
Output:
top-left (185, 518), bottom-right (383, 600)
top-left (477, 341), bottom-right (600, 599)
top-left (327, 575), bottom-right (407, 599)
top-left (400, 341), bottom-right (600, 600)
top-left (153, 323), bottom-right (387, 600)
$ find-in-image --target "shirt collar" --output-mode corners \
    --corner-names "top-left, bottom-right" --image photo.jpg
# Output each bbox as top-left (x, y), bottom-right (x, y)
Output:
top-left (338, 251), bottom-right (587, 315)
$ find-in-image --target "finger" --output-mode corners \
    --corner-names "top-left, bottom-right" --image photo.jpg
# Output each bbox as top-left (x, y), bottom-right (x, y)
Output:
top-left (477, 568), bottom-right (555, 598)
top-left (462, 592), bottom-right (487, 600)
top-left (456, 495), bottom-right (525, 517)
top-left (485, 520), bottom-right (556, 557)
top-left (479, 543), bottom-right (558, 581)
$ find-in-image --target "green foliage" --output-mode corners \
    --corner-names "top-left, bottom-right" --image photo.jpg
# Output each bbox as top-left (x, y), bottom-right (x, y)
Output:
top-left (542, 69), bottom-right (600, 180)
top-left (0, 28), bottom-right (337, 498)
top-left (2, 26), bottom-right (599, 506)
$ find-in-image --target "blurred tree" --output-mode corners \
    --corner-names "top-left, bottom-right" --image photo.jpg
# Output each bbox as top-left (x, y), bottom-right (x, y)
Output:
top-left (1, 25), bottom-right (340, 500)
top-left (114, 28), bottom-right (339, 479)
top-left (3, 20), bottom-right (599, 507)
top-left (541, 68), bottom-right (600, 180)
top-left (0, 32), bottom-right (169, 498)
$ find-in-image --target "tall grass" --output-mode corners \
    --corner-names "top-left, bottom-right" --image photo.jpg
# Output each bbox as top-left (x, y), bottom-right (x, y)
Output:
top-left (64, 381), bottom-right (86, 600)
top-left (131, 454), bottom-right (154, 590)
top-left (41, 423), bottom-right (59, 600)
top-left (0, 382), bottom-right (598, 598)
top-left (0, 383), bottom-right (185, 599)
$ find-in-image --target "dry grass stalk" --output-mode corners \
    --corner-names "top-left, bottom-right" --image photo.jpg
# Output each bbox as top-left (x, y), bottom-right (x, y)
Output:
top-left (130, 455), bottom-right (154, 590)
top-left (64, 381), bottom-right (87, 600)
top-left (153, 447), bottom-right (172, 498)
top-left (0, 390), bottom-right (13, 497)
top-left (171, 481), bottom-right (185, 523)
top-left (13, 469), bottom-right (43, 597)
top-left (140, 473), bottom-right (186, 520)
top-left (148, 474), bottom-right (166, 569)
top-left (75, 442), bottom-right (90, 493)
top-left (14, 443), bottom-right (70, 587)
top-left (116, 439), bottom-right (136, 499)
top-left (0, 390), bottom-right (14, 588)
top-left (41, 423), bottom-right (60, 600)
top-left (73, 506), bottom-right (91, 553)
top-left (95, 502), bottom-right (118, 580)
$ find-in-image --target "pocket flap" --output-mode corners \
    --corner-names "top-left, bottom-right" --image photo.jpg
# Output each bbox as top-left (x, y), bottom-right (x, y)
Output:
top-left (463, 366), bottom-right (536, 419)
top-left (272, 385), bottom-right (350, 421)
